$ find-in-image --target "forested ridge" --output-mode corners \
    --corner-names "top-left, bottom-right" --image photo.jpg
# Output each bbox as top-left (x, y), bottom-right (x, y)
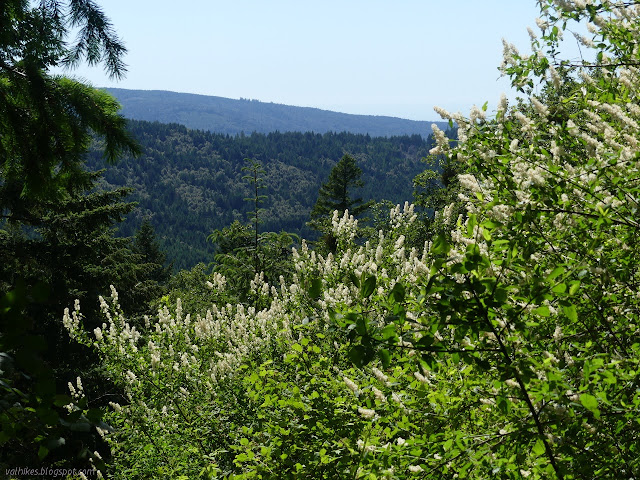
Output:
top-left (85, 120), bottom-right (438, 270)
top-left (104, 88), bottom-right (450, 138)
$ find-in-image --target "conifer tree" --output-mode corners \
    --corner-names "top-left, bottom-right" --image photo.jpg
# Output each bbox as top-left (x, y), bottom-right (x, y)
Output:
top-left (208, 160), bottom-right (297, 306)
top-left (308, 154), bottom-right (373, 230)
top-left (0, 0), bottom-right (139, 469)
top-left (242, 159), bottom-right (268, 276)
top-left (0, 0), bottom-right (139, 203)
top-left (133, 219), bottom-right (172, 283)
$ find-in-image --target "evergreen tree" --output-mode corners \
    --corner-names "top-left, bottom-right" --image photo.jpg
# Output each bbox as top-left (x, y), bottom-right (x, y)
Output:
top-left (133, 219), bottom-right (172, 281)
top-left (242, 159), bottom-right (268, 276)
top-left (99, 218), bottom-right (172, 317)
top-left (309, 154), bottom-right (373, 225)
top-left (308, 154), bottom-right (373, 251)
top-left (0, 1), bottom-right (138, 203)
top-left (208, 160), bottom-right (298, 306)
top-left (134, 220), bottom-right (166, 267)
top-left (0, 170), bottom-right (165, 469)
top-left (0, 0), bottom-right (139, 469)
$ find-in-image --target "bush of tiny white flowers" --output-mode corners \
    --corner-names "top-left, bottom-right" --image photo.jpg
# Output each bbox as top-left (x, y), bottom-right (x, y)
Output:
top-left (64, 1), bottom-right (640, 478)
top-left (65, 204), bottom-right (451, 478)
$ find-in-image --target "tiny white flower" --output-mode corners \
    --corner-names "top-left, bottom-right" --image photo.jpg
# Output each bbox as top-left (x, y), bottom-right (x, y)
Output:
top-left (371, 367), bottom-right (389, 383)
top-left (372, 386), bottom-right (386, 402)
top-left (125, 370), bottom-right (137, 383)
top-left (358, 407), bottom-right (376, 419)
top-left (343, 377), bottom-right (359, 394)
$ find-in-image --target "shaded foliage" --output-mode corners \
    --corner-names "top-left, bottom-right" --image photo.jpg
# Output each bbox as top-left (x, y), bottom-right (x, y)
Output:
top-left (0, 0), bottom-right (146, 470)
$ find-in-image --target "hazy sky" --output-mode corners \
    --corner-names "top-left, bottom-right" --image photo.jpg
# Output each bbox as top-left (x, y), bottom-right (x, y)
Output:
top-left (67, 1), bottom-right (547, 121)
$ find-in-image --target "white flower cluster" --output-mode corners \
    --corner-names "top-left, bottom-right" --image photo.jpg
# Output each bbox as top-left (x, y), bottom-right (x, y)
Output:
top-left (62, 299), bottom-right (82, 335)
top-left (205, 272), bottom-right (227, 291)
top-left (67, 376), bottom-right (83, 400)
top-left (389, 202), bottom-right (417, 230)
top-left (429, 124), bottom-right (450, 156)
top-left (331, 209), bottom-right (358, 243)
top-left (64, 376), bottom-right (85, 413)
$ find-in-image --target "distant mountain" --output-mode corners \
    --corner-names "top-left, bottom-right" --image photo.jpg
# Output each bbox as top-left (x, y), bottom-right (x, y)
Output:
top-left (105, 88), bottom-right (448, 138)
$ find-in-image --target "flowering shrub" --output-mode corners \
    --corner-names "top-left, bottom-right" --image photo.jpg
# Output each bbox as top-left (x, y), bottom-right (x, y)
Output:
top-left (340, 1), bottom-right (640, 477)
top-left (64, 1), bottom-right (640, 478)
top-left (65, 205), bottom-right (447, 478)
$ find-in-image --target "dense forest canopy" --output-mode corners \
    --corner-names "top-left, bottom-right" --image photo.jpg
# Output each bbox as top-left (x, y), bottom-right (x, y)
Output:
top-left (85, 121), bottom-right (438, 269)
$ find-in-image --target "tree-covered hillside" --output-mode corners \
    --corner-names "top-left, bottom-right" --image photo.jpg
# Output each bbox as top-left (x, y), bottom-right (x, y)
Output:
top-left (104, 88), bottom-right (449, 138)
top-left (85, 120), bottom-right (437, 269)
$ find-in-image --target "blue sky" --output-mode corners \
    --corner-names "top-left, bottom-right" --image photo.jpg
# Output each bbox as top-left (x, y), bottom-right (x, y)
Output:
top-left (67, 1), bottom-right (545, 121)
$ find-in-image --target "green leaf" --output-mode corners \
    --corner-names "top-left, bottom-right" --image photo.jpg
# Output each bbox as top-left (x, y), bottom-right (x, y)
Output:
top-left (389, 282), bottom-right (405, 303)
top-left (85, 408), bottom-right (103, 423)
top-left (348, 345), bottom-right (375, 367)
top-left (569, 281), bottom-right (581, 296)
top-left (580, 393), bottom-right (598, 412)
top-left (466, 214), bottom-right (477, 237)
top-left (53, 394), bottom-right (72, 407)
top-left (355, 316), bottom-right (368, 336)
top-left (415, 335), bottom-right (434, 350)
top-left (546, 266), bottom-right (565, 282)
top-left (38, 445), bottom-right (49, 460)
top-left (532, 438), bottom-right (545, 456)
top-left (361, 275), bottom-right (377, 298)
top-left (496, 396), bottom-right (509, 414)
top-left (551, 283), bottom-right (567, 294)
top-left (432, 233), bottom-right (450, 255)
top-left (380, 324), bottom-right (397, 341)
top-left (308, 278), bottom-right (322, 299)
top-left (563, 304), bottom-right (577, 322)
top-left (533, 305), bottom-right (550, 317)
top-left (494, 286), bottom-right (508, 304)
top-left (378, 349), bottom-right (391, 368)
